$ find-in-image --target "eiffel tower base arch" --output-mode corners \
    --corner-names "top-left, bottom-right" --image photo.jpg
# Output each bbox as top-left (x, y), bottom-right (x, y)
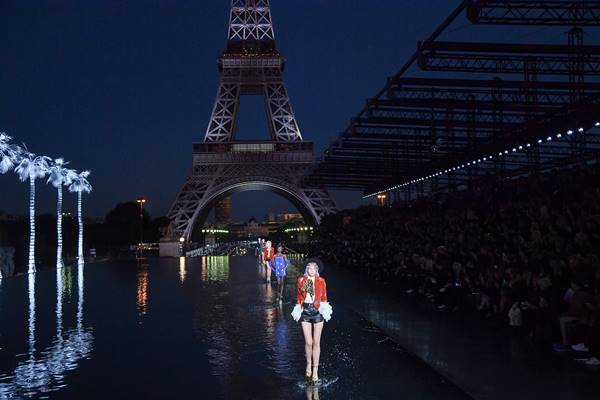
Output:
top-left (167, 147), bottom-right (336, 245)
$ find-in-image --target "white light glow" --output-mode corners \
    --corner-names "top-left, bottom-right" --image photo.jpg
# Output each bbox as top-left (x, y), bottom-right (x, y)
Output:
top-left (365, 119), bottom-right (600, 196)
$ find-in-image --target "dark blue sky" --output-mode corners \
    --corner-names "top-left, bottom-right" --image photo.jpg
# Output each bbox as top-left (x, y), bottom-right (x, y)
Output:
top-left (1, 0), bottom-right (462, 220)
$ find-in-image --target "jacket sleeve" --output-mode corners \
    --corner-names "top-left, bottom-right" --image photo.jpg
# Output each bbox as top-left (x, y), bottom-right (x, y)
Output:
top-left (296, 277), bottom-right (303, 304)
top-left (321, 278), bottom-right (328, 302)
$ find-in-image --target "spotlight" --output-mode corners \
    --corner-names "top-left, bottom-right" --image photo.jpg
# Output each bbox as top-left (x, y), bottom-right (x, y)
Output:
top-left (546, 136), bottom-right (552, 141)
top-left (567, 130), bottom-right (573, 135)
top-left (556, 133), bottom-right (562, 138)
top-left (538, 139), bottom-right (542, 144)
top-left (595, 122), bottom-right (599, 127)
top-left (518, 146), bottom-right (523, 150)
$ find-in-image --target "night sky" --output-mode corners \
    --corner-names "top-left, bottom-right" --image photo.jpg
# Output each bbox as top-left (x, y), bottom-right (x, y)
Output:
top-left (1, 0), bottom-right (463, 221)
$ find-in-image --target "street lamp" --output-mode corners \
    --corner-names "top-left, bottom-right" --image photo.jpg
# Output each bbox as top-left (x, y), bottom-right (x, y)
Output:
top-left (136, 197), bottom-right (146, 258)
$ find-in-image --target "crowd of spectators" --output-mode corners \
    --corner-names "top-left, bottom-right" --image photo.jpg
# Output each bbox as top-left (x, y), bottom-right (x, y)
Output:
top-left (312, 165), bottom-right (600, 366)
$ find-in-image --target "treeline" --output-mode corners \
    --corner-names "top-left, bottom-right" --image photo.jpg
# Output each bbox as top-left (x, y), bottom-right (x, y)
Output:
top-left (0, 201), bottom-right (170, 274)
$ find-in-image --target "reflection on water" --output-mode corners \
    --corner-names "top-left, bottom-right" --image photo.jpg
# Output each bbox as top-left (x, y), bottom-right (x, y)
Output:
top-left (0, 255), bottom-right (476, 399)
top-left (201, 256), bottom-right (229, 282)
top-left (0, 263), bottom-right (94, 398)
top-left (179, 256), bottom-right (187, 284)
top-left (271, 305), bottom-right (292, 374)
top-left (63, 265), bottom-right (74, 298)
top-left (263, 305), bottom-right (276, 339)
top-left (195, 256), bottom-right (234, 388)
top-left (305, 384), bottom-right (320, 400)
top-left (136, 263), bottom-right (149, 319)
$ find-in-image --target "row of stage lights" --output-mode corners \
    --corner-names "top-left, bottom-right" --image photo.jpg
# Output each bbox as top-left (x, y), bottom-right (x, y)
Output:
top-left (366, 122), bottom-right (600, 198)
top-left (284, 226), bottom-right (314, 233)
top-left (201, 228), bottom-right (229, 234)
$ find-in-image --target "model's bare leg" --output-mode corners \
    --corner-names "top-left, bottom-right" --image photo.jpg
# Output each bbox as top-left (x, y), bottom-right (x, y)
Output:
top-left (312, 322), bottom-right (324, 380)
top-left (266, 262), bottom-right (272, 281)
top-left (277, 277), bottom-right (285, 301)
top-left (301, 321), bottom-right (313, 377)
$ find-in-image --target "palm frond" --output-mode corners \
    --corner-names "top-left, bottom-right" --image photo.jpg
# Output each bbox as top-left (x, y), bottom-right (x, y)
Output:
top-left (14, 152), bottom-right (51, 181)
top-left (68, 170), bottom-right (93, 193)
top-left (47, 158), bottom-right (76, 187)
top-left (0, 155), bottom-right (14, 173)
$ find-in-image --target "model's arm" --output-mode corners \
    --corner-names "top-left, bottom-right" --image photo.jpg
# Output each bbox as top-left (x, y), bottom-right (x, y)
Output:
top-left (291, 278), bottom-right (303, 321)
top-left (318, 278), bottom-right (333, 322)
top-left (297, 277), bottom-right (303, 304)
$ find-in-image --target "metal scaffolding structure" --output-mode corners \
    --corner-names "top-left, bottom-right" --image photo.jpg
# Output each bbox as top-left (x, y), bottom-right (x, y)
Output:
top-left (306, 0), bottom-right (600, 200)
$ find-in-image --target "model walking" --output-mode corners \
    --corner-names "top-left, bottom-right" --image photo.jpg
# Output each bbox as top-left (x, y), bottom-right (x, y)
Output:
top-left (272, 246), bottom-right (290, 303)
top-left (291, 262), bottom-right (333, 383)
top-left (262, 240), bottom-right (275, 282)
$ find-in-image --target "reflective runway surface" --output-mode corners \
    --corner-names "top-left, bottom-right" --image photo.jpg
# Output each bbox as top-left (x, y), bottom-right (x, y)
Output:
top-left (0, 256), bottom-right (470, 399)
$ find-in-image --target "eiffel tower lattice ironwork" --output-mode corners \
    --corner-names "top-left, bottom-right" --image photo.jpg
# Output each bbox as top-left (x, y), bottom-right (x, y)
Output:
top-left (168, 0), bottom-right (336, 241)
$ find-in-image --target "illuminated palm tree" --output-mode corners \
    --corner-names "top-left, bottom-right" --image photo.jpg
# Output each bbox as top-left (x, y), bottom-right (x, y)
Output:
top-left (15, 151), bottom-right (51, 273)
top-left (47, 158), bottom-right (78, 268)
top-left (1, 133), bottom-right (20, 280)
top-left (0, 132), bottom-right (20, 174)
top-left (69, 171), bottom-right (92, 262)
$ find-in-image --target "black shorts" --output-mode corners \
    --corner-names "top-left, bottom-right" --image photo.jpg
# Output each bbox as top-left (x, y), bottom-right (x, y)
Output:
top-left (299, 303), bottom-right (324, 324)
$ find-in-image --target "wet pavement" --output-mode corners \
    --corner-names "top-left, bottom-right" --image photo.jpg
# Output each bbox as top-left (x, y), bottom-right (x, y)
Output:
top-left (326, 265), bottom-right (600, 400)
top-left (0, 256), bottom-right (470, 399)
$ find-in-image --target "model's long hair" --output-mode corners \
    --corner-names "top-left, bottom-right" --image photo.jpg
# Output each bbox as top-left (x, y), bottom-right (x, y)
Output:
top-left (303, 261), bottom-right (319, 276)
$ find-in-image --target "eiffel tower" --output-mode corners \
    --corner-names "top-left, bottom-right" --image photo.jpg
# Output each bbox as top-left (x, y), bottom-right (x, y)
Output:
top-left (167, 0), bottom-right (336, 243)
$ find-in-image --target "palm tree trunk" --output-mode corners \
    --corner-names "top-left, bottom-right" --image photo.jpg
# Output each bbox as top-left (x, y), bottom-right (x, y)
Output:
top-left (28, 175), bottom-right (36, 274)
top-left (78, 191), bottom-right (83, 261)
top-left (77, 259), bottom-right (84, 332)
top-left (28, 273), bottom-right (36, 359)
top-left (56, 185), bottom-right (63, 268)
top-left (56, 267), bottom-right (64, 342)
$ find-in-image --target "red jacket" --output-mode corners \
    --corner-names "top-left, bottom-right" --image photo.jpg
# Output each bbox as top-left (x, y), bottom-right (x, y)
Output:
top-left (296, 275), bottom-right (328, 309)
top-left (262, 247), bottom-right (275, 262)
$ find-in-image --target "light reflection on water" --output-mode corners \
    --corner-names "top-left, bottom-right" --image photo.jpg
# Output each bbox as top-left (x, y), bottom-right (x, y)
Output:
top-left (201, 256), bottom-right (230, 282)
top-left (0, 262), bottom-right (94, 398)
top-left (136, 263), bottom-right (149, 319)
top-left (179, 256), bottom-right (187, 284)
top-left (0, 255), bottom-right (474, 399)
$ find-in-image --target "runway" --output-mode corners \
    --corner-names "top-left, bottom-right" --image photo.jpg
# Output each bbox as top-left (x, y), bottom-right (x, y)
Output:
top-left (0, 255), bottom-right (470, 399)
